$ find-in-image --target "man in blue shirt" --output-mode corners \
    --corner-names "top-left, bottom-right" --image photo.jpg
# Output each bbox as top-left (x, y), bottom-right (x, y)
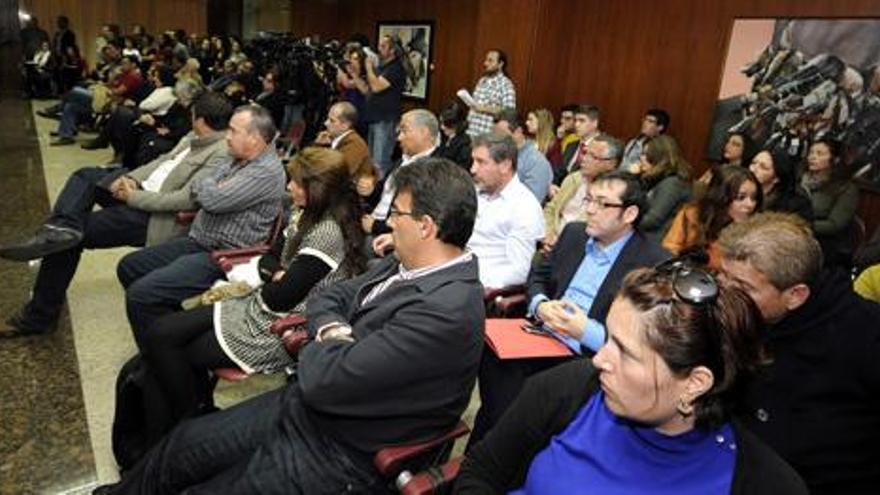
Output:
top-left (493, 109), bottom-right (553, 202)
top-left (470, 170), bottom-right (669, 446)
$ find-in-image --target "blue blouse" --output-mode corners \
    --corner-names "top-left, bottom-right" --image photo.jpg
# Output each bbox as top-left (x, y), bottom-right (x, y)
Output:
top-left (510, 391), bottom-right (737, 495)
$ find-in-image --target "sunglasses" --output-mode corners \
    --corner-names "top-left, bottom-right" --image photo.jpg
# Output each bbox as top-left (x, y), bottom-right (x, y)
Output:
top-left (654, 257), bottom-right (718, 305)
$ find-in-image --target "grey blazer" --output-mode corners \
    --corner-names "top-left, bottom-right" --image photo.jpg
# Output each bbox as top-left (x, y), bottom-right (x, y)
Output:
top-left (126, 131), bottom-right (229, 246)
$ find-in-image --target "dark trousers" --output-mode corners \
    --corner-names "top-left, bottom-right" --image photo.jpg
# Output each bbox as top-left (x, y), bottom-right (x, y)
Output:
top-left (49, 165), bottom-right (120, 231)
top-left (468, 348), bottom-right (573, 448)
top-left (141, 306), bottom-right (234, 422)
top-left (117, 237), bottom-right (224, 348)
top-left (21, 166), bottom-right (149, 327)
top-left (108, 385), bottom-right (379, 494)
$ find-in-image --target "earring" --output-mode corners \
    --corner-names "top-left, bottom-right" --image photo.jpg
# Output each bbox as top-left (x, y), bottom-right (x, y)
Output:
top-left (677, 397), bottom-right (694, 417)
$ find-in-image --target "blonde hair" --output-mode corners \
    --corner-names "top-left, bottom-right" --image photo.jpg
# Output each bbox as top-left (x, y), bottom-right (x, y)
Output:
top-left (530, 108), bottom-right (556, 154)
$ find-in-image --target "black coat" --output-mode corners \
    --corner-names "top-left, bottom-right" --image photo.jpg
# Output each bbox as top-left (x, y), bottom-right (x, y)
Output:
top-left (438, 132), bottom-right (472, 170)
top-left (736, 268), bottom-right (880, 494)
top-left (457, 359), bottom-right (808, 494)
top-left (302, 255), bottom-right (485, 453)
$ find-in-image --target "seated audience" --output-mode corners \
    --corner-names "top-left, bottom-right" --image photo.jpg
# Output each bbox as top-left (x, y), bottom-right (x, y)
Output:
top-left (469, 171), bottom-right (669, 444)
top-left (24, 40), bottom-right (55, 99)
top-left (120, 79), bottom-right (201, 170)
top-left (55, 54), bottom-right (146, 146)
top-left (117, 104), bottom-right (287, 349)
top-left (0, 92), bottom-right (233, 338)
top-left (437, 101), bottom-right (472, 170)
top-left (140, 147), bottom-right (367, 428)
top-left (559, 104), bottom-right (602, 184)
top-left (494, 109), bottom-right (553, 202)
top-left (458, 265), bottom-right (807, 494)
top-left (630, 134), bottom-right (692, 240)
top-left (314, 101), bottom-right (379, 209)
top-left (620, 108), bottom-right (670, 171)
top-left (80, 64), bottom-right (178, 152)
top-left (362, 109), bottom-right (440, 237)
top-left (372, 133), bottom-right (545, 289)
top-left (663, 164), bottom-right (761, 267)
top-left (718, 213), bottom-right (880, 494)
top-left (94, 159), bottom-right (485, 494)
top-left (58, 45), bottom-right (86, 94)
top-left (541, 134), bottom-right (620, 254)
top-left (800, 138), bottom-right (859, 267)
top-left (748, 148), bottom-right (813, 221)
top-left (525, 108), bottom-right (562, 171)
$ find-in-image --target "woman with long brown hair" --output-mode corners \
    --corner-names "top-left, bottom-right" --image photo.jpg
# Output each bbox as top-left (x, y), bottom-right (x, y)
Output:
top-left (138, 147), bottom-right (367, 428)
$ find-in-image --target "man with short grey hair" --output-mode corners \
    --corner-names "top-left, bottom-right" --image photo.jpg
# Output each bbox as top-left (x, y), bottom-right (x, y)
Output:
top-left (362, 108), bottom-right (440, 236)
top-left (117, 104), bottom-right (288, 348)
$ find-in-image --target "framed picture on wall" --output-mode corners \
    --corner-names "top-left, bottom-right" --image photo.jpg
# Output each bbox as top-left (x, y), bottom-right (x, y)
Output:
top-left (376, 21), bottom-right (434, 101)
top-left (707, 18), bottom-right (880, 190)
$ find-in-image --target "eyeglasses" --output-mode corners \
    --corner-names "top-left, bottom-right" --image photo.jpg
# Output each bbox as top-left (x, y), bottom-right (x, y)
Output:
top-left (388, 206), bottom-right (418, 218)
top-left (654, 257), bottom-right (718, 305)
top-left (584, 151), bottom-right (614, 162)
top-left (583, 195), bottom-right (626, 210)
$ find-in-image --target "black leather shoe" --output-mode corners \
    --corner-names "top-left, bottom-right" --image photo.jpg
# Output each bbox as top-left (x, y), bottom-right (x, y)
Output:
top-left (81, 138), bottom-right (108, 150)
top-left (36, 108), bottom-right (61, 119)
top-left (0, 311), bottom-right (56, 339)
top-left (50, 136), bottom-right (76, 146)
top-left (0, 224), bottom-right (83, 261)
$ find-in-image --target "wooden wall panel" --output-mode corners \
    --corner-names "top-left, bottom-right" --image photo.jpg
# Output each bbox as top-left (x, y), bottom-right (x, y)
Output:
top-left (290, 0), bottom-right (880, 229)
top-left (20, 0), bottom-right (207, 68)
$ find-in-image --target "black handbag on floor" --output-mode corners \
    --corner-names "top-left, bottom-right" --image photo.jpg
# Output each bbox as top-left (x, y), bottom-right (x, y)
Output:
top-left (111, 353), bottom-right (172, 471)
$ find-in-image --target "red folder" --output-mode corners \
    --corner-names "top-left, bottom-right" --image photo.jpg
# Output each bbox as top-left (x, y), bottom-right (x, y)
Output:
top-left (484, 318), bottom-right (574, 359)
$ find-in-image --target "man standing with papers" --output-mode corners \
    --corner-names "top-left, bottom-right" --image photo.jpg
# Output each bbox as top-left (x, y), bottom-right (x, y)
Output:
top-left (470, 170), bottom-right (669, 445)
top-left (461, 49), bottom-right (516, 138)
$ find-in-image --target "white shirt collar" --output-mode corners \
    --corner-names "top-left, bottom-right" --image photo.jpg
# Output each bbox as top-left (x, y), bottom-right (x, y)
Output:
top-left (330, 129), bottom-right (353, 149)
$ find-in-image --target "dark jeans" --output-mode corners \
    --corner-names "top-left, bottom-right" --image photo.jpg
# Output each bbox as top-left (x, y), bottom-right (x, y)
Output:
top-left (117, 237), bottom-right (224, 349)
top-left (21, 166), bottom-right (148, 328)
top-left (468, 348), bottom-right (573, 449)
top-left (49, 166), bottom-right (120, 231)
top-left (108, 385), bottom-right (380, 494)
top-left (141, 306), bottom-right (234, 422)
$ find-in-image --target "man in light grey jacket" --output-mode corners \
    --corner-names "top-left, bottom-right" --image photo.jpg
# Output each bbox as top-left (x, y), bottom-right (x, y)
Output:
top-left (0, 92), bottom-right (233, 338)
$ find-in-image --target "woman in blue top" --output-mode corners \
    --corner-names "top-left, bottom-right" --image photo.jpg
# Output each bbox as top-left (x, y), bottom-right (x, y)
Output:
top-left (457, 263), bottom-right (807, 494)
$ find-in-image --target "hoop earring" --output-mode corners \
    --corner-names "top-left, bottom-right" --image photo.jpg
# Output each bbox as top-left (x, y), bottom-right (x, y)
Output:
top-left (677, 397), bottom-right (694, 417)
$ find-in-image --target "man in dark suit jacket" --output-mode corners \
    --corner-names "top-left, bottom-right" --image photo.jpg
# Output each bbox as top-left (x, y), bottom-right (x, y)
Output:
top-left (470, 170), bottom-right (670, 445)
top-left (95, 158), bottom-right (485, 494)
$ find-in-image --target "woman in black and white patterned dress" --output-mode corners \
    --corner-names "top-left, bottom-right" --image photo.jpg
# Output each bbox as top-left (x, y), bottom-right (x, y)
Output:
top-left (140, 146), bottom-right (367, 425)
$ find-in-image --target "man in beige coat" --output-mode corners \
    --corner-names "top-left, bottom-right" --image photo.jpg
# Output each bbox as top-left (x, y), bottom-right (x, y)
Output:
top-left (0, 92), bottom-right (233, 338)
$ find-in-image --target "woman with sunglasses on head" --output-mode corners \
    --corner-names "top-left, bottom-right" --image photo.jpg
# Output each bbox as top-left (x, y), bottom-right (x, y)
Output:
top-left (456, 264), bottom-right (807, 494)
top-left (136, 147), bottom-right (367, 435)
top-left (748, 148), bottom-right (813, 222)
top-left (662, 164), bottom-right (762, 267)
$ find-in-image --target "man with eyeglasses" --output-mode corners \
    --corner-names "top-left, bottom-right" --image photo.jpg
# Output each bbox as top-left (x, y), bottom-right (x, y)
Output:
top-left (469, 170), bottom-right (670, 445)
top-left (361, 109), bottom-right (440, 237)
top-left (717, 212), bottom-right (880, 494)
top-left (619, 108), bottom-right (670, 171)
top-left (542, 133), bottom-right (621, 255)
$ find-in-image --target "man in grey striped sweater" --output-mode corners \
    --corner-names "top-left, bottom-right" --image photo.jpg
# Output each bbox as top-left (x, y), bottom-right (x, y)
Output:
top-left (117, 104), bottom-right (287, 348)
